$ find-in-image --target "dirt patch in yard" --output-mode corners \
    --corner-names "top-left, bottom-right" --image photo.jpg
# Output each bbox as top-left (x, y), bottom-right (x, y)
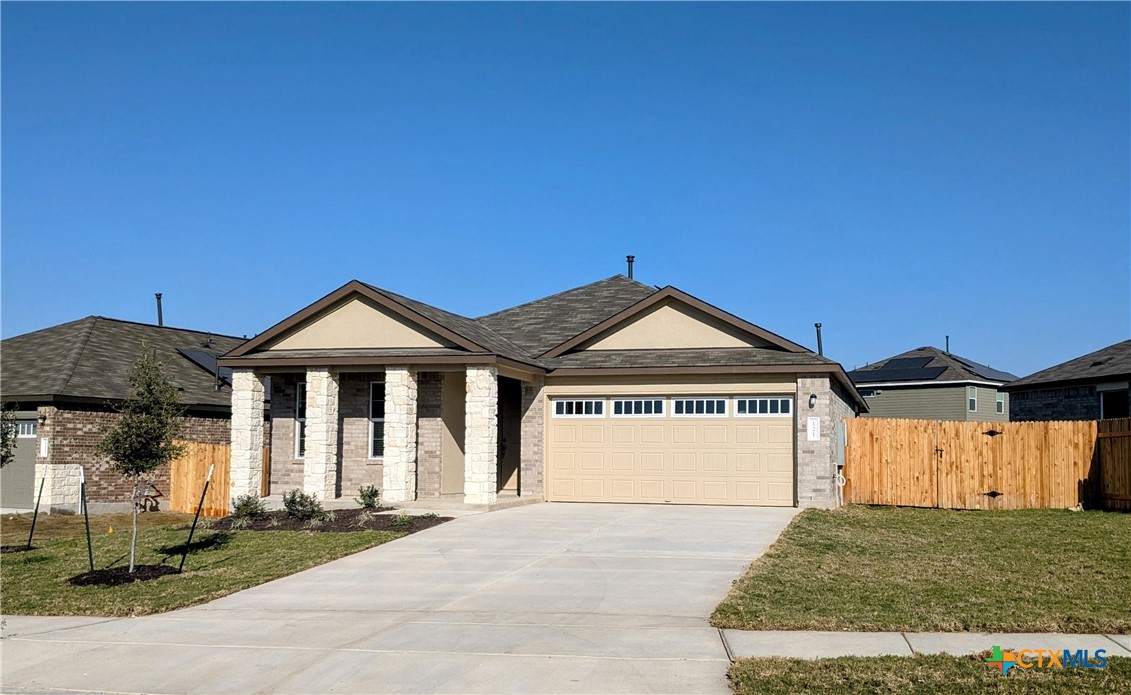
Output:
top-left (208, 508), bottom-right (452, 534)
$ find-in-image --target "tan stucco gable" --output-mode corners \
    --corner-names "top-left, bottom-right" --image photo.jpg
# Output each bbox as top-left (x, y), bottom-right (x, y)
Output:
top-left (264, 296), bottom-right (457, 351)
top-left (576, 299), bottom-right (772, 352)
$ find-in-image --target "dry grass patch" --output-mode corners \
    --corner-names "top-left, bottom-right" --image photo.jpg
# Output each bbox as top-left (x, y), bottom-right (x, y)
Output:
top-left (729, 655), bottom-right (1130, 695)
top-left (712, 506), bottom-right (1131, 633)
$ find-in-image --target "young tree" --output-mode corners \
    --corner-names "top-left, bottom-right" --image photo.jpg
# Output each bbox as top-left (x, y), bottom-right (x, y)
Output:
top-left (95, 349), bottom-right (185, 572)
top-left (0, 403), bottom-right (17, 469)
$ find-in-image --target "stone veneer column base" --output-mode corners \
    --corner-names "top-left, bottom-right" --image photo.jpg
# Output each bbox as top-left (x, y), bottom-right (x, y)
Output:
top-left (303, 368), bottom-right (340, 500)
top-left (230, 369), bottom-right (267, 501)
top-left (382, 367), bottom-right (419, 503)
top-left (464, 366), bottom-right (498, 505)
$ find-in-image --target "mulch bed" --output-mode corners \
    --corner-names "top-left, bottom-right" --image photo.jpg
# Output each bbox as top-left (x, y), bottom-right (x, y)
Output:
top-left (69, 564), bottom-right (180, 586)
top-left (208, 508), bottom-right (452, 534)
top-left (1, 545), bottom-right (35, 554)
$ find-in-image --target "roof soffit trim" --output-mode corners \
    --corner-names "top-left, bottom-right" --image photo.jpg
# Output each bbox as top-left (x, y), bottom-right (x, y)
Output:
top-left (538, 287), bottom-right (810, 359)
top-left (224, 281), bottom-right (487, 358)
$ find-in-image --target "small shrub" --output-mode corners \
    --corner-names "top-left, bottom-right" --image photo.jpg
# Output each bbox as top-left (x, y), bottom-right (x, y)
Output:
top-left (355, 485), bottom-right (381, 510)
top-left (355, 510), bottom-right (375, 528)
top-left (231, 494), bottom-right (267, 520)
top-left (303, 517), bottom-right (325, 530)
top-left (266, 516), bottom-right (280, 528)
top-left (418, 512), bottom-right (439, 520)
top-left (229, 516), bottom-right (251, 530)
top-left (324, 510), bottom-right (336, 522)
top-left (389, 512), bottom-right (414, 529)
top-left (282, 489), bottom-right (324, 521)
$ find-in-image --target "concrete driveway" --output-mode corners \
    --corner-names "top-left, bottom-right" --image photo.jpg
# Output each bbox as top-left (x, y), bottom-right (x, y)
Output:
top-left (1, 503), bottom-right (796, 694)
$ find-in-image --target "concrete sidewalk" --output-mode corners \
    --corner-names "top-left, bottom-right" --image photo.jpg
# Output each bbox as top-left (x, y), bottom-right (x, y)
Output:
top-left (722, 629), bottom-right (1131, 659)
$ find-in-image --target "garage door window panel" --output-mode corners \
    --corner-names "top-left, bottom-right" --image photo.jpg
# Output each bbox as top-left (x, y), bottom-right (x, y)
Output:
top-left (553, 399), bottom-right (605, 417)
top-left (611, 399), bottom-right (664, 417)
top-left (736, 397), bottom-right (793, 416)
top-left (673, 398), bottom-right (727, 417)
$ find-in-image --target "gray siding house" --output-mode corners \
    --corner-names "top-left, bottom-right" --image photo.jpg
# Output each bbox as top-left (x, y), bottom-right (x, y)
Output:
top-left (1005, 339), bottom-right (1131, 421)
top-left (847, 346), bottom-right (1017, 422)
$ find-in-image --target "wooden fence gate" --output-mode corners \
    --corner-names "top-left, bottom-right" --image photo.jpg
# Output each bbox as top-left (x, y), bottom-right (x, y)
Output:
top-left (1098, 418), bottom-right (1131, 511)
top-left (167, 441), bottom-right (271, 517)
top-left (843, 418), bottom-right (1114, 510)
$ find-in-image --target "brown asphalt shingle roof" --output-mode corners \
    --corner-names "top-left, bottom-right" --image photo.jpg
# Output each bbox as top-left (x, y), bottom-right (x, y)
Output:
top-left (478, 275), bottom-right (658, 355)
top-left (1004, 339), bottom-right (1131, 390)
top-left (1, 317), bottom-right (243, 409)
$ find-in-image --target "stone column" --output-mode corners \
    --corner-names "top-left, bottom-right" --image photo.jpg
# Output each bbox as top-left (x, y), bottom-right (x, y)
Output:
top-left (519, 375), bottom-right (545, 498)
top-left (464, 365), bottom-right (498, 505)
top-left (303, 367), bottom-right (340, 500)
top-left (382, 367), bottom-right (418, 502)
top-left (230, 369), bottom-right (267, 500)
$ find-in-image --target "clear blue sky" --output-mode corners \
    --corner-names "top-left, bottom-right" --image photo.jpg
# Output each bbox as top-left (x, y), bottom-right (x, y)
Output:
top-left (3, 2), bottom-right (1128, 377)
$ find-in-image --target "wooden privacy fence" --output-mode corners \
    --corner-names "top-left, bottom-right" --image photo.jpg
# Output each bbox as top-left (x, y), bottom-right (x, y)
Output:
top-left (167, 441), bottom-right (271, 517)
top-left (843, 418), bottom-right (1131, 511)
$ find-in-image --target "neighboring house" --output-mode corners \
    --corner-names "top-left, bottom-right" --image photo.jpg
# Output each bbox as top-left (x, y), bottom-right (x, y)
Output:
top-left (1004, 339), bottom-right (1131, 421)
top-left (220, 275), bottom-right (865, 509)
top-left (0, 317), bottom-right (244, 511)
top-left (847, 346), bottom-right (1018, 422)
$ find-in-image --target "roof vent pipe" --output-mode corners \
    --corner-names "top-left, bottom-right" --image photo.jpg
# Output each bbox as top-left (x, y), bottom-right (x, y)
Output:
top-left (155, 293), bottom-right (164, 327)
top-left (626, 255), bottom-right (635, 279)
top-left (815, 322), bottom-right (823, 356)
top-left (945, 335), bottom-right (950, 353)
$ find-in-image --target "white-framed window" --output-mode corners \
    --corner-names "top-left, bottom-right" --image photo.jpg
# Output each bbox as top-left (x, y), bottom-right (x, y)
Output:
top-left (294, 382), bottom-right (307, 458)
top-left (968, 386), bottom-right (978, 412)
top-left (996, 392), bottom-right (1005, 414)
top-left (672, 398), bottom-right (727, 417)
top-left (858, 389), bottom-right (878, 398)
top-left (553, 399), bottom-right (605, 418)
top-left (16, 421), bottom-right (37, 438)
top-left (369, 380), bottom-right (386, 458)
top-left (735, 397), bottom-right (793, 417)
top-left (612, 398), bottom-right (664, 417)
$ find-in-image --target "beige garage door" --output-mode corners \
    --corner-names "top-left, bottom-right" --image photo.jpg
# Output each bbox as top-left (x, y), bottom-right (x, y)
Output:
top-left (546, 397), bottom-right (794, 506)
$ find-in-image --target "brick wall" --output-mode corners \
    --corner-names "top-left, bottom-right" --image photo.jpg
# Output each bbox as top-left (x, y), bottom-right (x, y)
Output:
top-left (416, 373), bottom-right (444, 498)
top-left (268, 377), bottom-right (303, 494)
top-left (795, 376), bottom-right (856, 508)
top-left (269, 372), bottom-right (385, 499)
top-left (1009, 385), bottom-right (1102, 421)
top-left (339, 372), bottom-right (384, 497)
top-left (37, 404), bottom-right (230, 505)
top-left (520, 376), bottom-right (545, 498)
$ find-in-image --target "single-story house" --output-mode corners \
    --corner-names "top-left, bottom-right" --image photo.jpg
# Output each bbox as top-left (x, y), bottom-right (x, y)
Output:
top-left (0, 317), bottom-right (244, 511)
top-left (219, 275), bottom-right (865, 509)
top-left (1004, 338), bottom-right (1131, 421)
top-left (847, 346), bottom-right (1018, 422)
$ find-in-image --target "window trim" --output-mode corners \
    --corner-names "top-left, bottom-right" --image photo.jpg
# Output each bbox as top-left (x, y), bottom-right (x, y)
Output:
top-left (610, 398), bottom-right (665, 418)
top-left (369, 380), bottom-right (386, 459)
top-left (735, 396), bottom-right (794, 418)
top-left (858, 389), bottom-right (877, 398)
top-left (968, 386), bottom-right (978, 413)
top-left (552, 399), bottom-right (606, 418)
top-left (671, 397), bottom-right (728, 418)
top-left (16, 421), bottom-right (37, 438)
top-left (995, 392), bottom-right (1005, 414)
top-left (294, 382), bottom-right (307, 459)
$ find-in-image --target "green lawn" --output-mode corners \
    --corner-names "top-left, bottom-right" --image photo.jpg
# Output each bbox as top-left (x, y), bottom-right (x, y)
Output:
top-left (712, 506), bottom-right (1131, 633)
top-left (1, 513), bottom-right (401, 616)
top-left (729, 655), bottom-right (1131, 695)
